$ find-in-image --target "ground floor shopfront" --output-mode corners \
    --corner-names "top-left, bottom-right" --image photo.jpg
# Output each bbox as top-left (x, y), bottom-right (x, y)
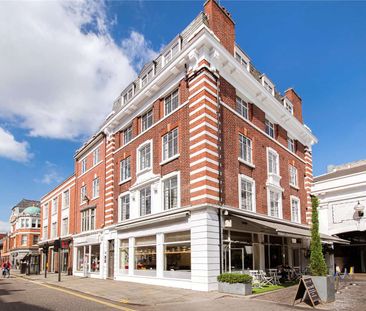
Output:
top-left (71, 206), bottom-right (336, 291)
top-left (39, 238), bottom-right (73, 274)
top-left (334, 231), bottom-right (366, 273)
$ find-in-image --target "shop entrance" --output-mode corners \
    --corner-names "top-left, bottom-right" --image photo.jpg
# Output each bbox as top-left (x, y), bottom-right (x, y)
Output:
top-left (108, 240), bottom-right (114, 279)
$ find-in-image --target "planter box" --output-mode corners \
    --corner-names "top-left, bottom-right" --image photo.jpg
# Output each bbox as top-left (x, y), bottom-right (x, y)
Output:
top-left (308, 275), bottom-right (335, 303)
top-left (218, 282), bottom-right (252, 296)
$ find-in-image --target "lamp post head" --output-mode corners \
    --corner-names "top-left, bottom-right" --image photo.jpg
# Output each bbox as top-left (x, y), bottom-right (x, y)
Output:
top-left (354, 201), bottom-right (365, 218)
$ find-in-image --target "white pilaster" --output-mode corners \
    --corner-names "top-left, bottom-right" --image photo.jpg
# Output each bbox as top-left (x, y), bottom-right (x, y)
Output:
top-left (128, 237), bottom-right (135, 276)
top-left (190, 207), bottom-right (220, 291)
top-left (156, 233), bottom-right (164, 278)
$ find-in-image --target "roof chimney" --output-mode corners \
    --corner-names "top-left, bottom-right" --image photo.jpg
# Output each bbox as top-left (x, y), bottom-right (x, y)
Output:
top-left (285, 88), bottom-right (303, 123)
top-left (204, 0), bottom-right (235, 55)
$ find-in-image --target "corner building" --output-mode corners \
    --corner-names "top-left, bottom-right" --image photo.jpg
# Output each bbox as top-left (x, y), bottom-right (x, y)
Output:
top-left (41, 0), bottom-right (334, 291)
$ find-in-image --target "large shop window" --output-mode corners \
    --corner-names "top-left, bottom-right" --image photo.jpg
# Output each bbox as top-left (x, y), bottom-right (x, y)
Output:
top-left (135, 236), bottom-right (156, 276)
top-left (164, 231), bottom-right (191, 279)
top-left (119, 239), bottom-right (129, 273)
top-left (223, 230), bottom-right (254, 273)
top-left (90, 245), bottom-right (100, 272)
top-left (77, 246), bottom-right (85, 271)
top-left (163, 175), bottom-right (178, 210)
top-left (76, 244), bottom-right (100, 273)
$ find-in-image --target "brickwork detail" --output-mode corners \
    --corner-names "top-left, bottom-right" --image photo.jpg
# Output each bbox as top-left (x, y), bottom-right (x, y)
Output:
top-left (104, 136), bottom-right (116, 225)
top-left (188, 68), bottom-right (220, 206)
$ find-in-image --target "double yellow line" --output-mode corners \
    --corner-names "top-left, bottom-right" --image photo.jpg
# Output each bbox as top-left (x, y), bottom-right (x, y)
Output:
top-left (14, 276), bottom-right (136, 311)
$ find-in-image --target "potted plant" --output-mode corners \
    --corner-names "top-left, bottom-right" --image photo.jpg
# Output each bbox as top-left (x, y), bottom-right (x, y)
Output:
top-left (217, 273), bottom-right (253, 295)
top-left (308, 196), bottom-right (335, 303)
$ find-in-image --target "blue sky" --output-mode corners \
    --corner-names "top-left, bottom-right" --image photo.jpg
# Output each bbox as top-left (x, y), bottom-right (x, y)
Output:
top-left (1, 0), bottom-right (366, 228)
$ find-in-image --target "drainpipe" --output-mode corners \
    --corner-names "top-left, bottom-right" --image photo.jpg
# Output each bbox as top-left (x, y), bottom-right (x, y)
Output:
top-left (216, 76), bottom-right (224, 274)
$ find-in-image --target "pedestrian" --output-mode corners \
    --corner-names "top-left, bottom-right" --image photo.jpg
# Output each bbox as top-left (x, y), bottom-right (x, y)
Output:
top-left (2, 261), bottom-right (10, 278)
top-left (6, 260), bottom-right (11, 278)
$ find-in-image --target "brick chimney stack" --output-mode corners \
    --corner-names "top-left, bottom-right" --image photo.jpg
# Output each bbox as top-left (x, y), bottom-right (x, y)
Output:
top-left (204, 0), bottom-right (235, 55)
top-left (285, 88), bottom-right (303, 123)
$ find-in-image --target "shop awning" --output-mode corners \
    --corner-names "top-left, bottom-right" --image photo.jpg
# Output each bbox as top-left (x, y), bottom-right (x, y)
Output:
top-left (234, 215), bottom-right (349, 244)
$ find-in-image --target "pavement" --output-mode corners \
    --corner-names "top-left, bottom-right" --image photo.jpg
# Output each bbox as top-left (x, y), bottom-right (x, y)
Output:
top-left (2, 270), bottom-right (365, 310)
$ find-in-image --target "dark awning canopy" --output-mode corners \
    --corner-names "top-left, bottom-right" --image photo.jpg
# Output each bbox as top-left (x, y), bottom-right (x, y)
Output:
top-left (234, 215), bottom-right (349, 244)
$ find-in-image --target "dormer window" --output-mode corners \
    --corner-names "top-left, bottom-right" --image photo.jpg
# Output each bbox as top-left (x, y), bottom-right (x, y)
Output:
top-left (283, 98), bottom-right (294, 115)
top-left (261, 75), bottom-right (275, 96)
top-left (164, 42), bottom-right (179, 66)
top-left (141, 69), bottom-right (153, 88)
top-left (235, 49), bottom-right (250, 72)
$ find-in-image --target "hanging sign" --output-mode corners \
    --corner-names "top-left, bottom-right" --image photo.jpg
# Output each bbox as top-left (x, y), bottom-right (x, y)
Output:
top-left (293, 277), bottom-right (321, 308)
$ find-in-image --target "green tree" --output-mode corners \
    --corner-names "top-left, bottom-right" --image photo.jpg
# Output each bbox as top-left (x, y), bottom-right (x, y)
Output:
top-left (310, 195), bottom-right (328, 276)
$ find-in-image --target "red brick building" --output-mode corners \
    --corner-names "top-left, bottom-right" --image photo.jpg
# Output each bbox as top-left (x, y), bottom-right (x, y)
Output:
top-left (39, 175), bottom-right (75, 273)
top-left (4, 199), bottom-right (41, 271)
top-left (41, 0), bottom-right (331, 290)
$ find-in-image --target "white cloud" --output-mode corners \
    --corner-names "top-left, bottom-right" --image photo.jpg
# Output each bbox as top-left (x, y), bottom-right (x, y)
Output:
top-left (0, 0), bottom-right (157, 140)
top-left (0, 220), bottom-right (10, 233)
top-left (34, 161), bottom-right (64, 185)
top-left (121, 31), bottom-right (158, 71)
top-left (0, 126), bottom-right (31, 162)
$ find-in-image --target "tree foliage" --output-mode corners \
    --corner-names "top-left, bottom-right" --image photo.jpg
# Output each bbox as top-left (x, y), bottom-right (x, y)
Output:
top-left (310, 195), bottom-right (328, 276)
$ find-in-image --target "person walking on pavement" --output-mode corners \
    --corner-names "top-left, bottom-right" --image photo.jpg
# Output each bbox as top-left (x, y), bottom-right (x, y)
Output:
top-left (5, 260), bottom-right (11, 278)
top-left (2, 261), bottom-right (10, 278)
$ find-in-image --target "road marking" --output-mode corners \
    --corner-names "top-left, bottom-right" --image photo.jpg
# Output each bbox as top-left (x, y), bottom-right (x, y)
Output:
top-left (13, 276), bottom-right (136, 311)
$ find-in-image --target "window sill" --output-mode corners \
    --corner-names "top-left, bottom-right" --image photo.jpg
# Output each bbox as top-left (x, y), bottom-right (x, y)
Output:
top-left (119, 178), bottom-right (132, 185)
top-left (160, 154), bottom-right (180, 166)
top-left (136, 167), bottom-right (152, 176)
top-left (91, 196), bottom-right (100, 200)
top-left (290, 184), bottom-right (300, 190)
top-left (238, 157), bottom-right (255, 168)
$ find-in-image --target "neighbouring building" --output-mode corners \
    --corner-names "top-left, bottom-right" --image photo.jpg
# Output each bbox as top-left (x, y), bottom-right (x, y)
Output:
top-left (39, 0), bottom-right (344, 291)
top-left (0, 233), bottom-right (7, 262)
top-left (7, 199), bottom-right (41, 271)
top-left (313, 160), bottom-right (366, 273)
top-left (39, 175), bottom-right (76, 274)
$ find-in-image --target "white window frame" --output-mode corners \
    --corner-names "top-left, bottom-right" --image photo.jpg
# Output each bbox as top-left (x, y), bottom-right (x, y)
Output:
top-left (80, 185), bottom-right (87, 204)
top-left (62, 190), bottom-right (70, 209)
top-left (120, 157), bottom-right (131, 183)
top-left (118, 192), bottom-right (131, 222)
top-left (288, 137), bottom-right (295, 153)
top-left (139, 186), bottom-right (152, 216)
top-left (163, 42), bottom-right (179, 66)
top-left (265, 118), bottom-right (275, 138)
top-left (161, 171), bottom-right (180, 211)
top-left (164, 89), bottom-right (179, 116)
top-left (289, 165), bottom-right (298, 188)
top-left (141, 109), bottom-right (153, 132)
top-left (61, 217), bottom-right (69, 236)
top-left (43, 203), bottom-right (49, 219)
top-left (235, 50), bottom-right (250, 72)
top-left (92, 177), bottom-right (100, 199)
top-left (137, 140), bottom-right (153, 173)
top-left (21, 234), bottom-right (27, 246)
top-left (52, 197), bottom-right (58, 215)
top-left (236, 96), bottom-right (249, 119)
top-left (51, 222), bottom-right (57, 238)
top-left (261, 75), bottom-right (275, 96)
top-left (239, 134), bottom-right (253, 165)
top-left (122, 125), bottom-right (132, 146)
top-left (92, 147), bottom-right (100, 166)
top-left (238, 174), bottom-right (256, 212)
top-left (283, 98), bottom-right (294, 115)
top-left (81, 158), bottom-right (87, 174)
top-left (81, 208), bottom-right (95, 232)
top-left (141, 68), bottom-right (153, 88)
top-left (267, 188), bottom-right (283, 219)
top-left (290, 196), bottom-right (301, 223)
top-left (43, 226), bottom-right (48, 240)
top-left (162, 128), bottom-right (179, 162)
top-left (267, 147), bottom-right (280, 176)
